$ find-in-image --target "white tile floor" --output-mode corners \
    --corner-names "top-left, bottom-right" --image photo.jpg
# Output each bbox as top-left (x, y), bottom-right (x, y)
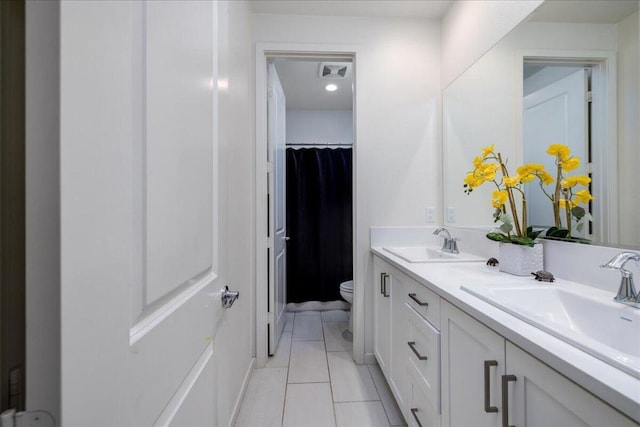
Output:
top-left (235, 310), bottom-right (406, 427)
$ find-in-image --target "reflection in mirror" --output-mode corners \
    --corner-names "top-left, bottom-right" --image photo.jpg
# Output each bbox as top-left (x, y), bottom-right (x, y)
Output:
top-left (443, 0), bottom-right (639, 249)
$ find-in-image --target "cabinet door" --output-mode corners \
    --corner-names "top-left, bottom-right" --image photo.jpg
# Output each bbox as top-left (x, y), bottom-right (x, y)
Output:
top-left (373, 257), bottom-right (391, 374)
top-left (441, 301), bottom-right (504, 427)
top-left (390, 271), bottom-right (408, 410)
top-left (506, 342), bottom-right (639, 427)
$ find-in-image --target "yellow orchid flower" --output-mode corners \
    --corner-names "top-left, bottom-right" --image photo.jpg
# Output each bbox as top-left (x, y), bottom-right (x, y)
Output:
top-left (464, 172), bottom-right (479, 188)
top-left (561, 175), bottom-right (591, 188)
top-left (538, 170), bottom-right (555, 186)
top-left (546, 143), bottom-right (571, 161)
top-left (574, 189), bottom-right (594, 204)
top-left (491, 190), bottom-right (508, 209)
top-left (481, 144), bottom-right (495, 158)
top-left (561, 156), bottom-right (580, 172)
top-left (503, 175), bottom-right (521, 187)
top-left (473, 156), bottom-right (483, 168)
top-left (558, 198), bottom-right (574, 210)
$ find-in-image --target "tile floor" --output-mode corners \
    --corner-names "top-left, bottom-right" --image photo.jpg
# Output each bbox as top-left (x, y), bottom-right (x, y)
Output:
top-left (235, 310), bottom-right (407, 427)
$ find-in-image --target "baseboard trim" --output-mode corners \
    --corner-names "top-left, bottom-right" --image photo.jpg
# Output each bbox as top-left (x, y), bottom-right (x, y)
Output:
top-left (364, 352), bottom-right (377, 365)
top-left (228, 357), bottom-right (256, 427)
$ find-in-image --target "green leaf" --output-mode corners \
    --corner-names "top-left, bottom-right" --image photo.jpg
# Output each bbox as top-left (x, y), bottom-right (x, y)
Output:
top-left (545, 226), bottom-right (559, 237)
top-left (486, 232), bottom-right (510, 242)
top-left (499, 223), bottom-right (513, 234)
top-left (571, 206), bottom-right (586, 220)
top-left (527, 229), bottom-right (542, 240)
top-left (576, 222), bottom-right (584, 232)
top-left (510, 236), bottom-right (535, 247)
top-left (549, 228), bottom-right (569, 238)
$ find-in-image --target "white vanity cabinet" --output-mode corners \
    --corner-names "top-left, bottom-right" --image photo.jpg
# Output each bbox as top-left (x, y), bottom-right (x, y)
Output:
top-left (441, 300), bottom-right (639, 427)
top-left (373, 256), bottom-right (441, 426)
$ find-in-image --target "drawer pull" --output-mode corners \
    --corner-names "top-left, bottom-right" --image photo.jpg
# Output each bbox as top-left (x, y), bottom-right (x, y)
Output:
top-left (484, 360), bottom-right (498, 413)
top-left (501, 374), bottom-right (517, 427)
top-left (407, 341), bottom-right (428, 361)
top-left (408, 293), bottom-right (428, 307)
top-left (380, 272), bottom-right (385, 295)
top-left (410, 408), bottom-right (423, 427)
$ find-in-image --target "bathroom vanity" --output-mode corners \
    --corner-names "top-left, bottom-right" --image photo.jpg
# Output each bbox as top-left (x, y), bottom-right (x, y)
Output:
top-left (370, 244), bottom-right (640, 427)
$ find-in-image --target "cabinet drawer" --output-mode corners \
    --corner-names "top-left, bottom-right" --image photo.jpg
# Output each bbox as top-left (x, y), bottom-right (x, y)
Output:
top-left (405, 277), bottom-right (440, 329)
top-left (407, 304), bottom-right (440, 413)
top-left (407, 373), bottom-right (440, 427)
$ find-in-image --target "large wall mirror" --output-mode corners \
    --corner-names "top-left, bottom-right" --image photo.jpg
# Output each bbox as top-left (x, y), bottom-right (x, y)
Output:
top-left (443, 0), bottom-right (639, 249)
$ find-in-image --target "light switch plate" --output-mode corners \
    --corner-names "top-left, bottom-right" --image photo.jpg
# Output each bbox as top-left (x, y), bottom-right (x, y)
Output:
top-left (426, 207), bottom-right (435, 223)
top-left (446, 207), bottom-right (456, 222)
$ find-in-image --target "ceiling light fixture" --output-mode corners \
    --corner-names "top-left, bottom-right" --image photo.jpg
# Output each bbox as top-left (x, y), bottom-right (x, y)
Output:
top-left (325, 83), bottom-right (338, 92)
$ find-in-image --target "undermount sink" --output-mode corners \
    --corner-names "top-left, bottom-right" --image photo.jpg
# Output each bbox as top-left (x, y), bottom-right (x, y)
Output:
top-left (383, 246), bottom-right (485, 263)
top-left (461, 284), bottom-right (640, 378)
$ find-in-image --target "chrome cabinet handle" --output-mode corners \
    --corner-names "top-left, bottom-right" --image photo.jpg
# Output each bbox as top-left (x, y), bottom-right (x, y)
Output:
top-left (501, 374), bottom-right (517, 427)
top-left (408, 293), bottom-right (428, 307)
top-left (410, 408), bottom-right (423, 427)
top-left (484, 360), bottom-right (498, 413)
top-left (407, 341), bottom-right (428, 361)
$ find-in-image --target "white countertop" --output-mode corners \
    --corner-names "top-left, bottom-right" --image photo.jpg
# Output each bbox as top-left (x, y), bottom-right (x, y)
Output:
top-left (371, 246), bottom-right (640, 423)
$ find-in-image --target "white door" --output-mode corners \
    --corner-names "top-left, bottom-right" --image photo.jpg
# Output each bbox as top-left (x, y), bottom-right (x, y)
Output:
top-left (523, 68), bottom-right (589, 234)
top-left (267, 63), bottom-right (288, 355)
top-left (60, 2), bottom-right (224, 425)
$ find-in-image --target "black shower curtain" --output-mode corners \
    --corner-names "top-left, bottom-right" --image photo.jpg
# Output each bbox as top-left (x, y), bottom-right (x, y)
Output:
top-left (286, 148), bottom-right (353, 303)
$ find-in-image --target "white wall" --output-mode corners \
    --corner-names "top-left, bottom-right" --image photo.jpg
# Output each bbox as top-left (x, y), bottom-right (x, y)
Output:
top-left (286, 109), bottom-right (353, 145)
top-left (216, 1), bottom-right (256, 425)
top-left (254, 14), bottom-right (441, 362)
top-left (25, 0), bottom-right (60, 422)
top-left (440, 0), bottom-right (543, 88)
top-left (616, 10), bottom-right (639, 246)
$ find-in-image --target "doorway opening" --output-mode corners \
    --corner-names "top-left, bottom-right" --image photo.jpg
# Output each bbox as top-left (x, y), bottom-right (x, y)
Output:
top-left (255, 49), bottom-right (357, 367)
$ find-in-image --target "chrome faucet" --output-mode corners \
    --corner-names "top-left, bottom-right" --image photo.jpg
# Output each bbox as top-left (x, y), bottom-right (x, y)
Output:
top-left (434, 227), bottom-right (459, 254)
top-left (601, 251), bottom-right (640, 307)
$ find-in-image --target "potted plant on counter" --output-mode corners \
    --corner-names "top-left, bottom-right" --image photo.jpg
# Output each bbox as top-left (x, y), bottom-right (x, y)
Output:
top-left (463, 144), bottom-right (553, 275)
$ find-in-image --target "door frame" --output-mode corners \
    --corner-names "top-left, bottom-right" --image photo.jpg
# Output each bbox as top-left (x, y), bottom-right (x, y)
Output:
top-left (515, 49), bottom-right (618, 244)
top-left (255, 43), bottom-right (359, 367)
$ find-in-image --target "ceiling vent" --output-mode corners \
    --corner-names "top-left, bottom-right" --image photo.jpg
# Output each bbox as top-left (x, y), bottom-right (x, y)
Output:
top-left (319, 62), bottom-right (350, 79)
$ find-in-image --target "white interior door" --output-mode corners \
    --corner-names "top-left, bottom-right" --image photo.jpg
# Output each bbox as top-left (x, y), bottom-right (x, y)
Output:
top-left (523, 68), bottom-right (588, 235)
top-left (267, 63), bottom-right (287, 355)
top-left (60, 2), bottom-right (223, 425)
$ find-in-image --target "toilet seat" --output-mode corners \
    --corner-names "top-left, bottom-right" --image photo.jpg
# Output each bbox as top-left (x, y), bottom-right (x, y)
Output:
top-left (339, 280), bottom-right (353, 293)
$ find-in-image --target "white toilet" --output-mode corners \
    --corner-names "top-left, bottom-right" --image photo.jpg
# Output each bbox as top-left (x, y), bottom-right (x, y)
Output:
top-left (339, 280), bottom-right (354, 335)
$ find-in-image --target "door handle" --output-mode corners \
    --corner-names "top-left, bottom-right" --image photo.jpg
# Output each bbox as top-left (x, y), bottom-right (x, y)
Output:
top-left (501, 374), bottom-right (517, 427)
top-left (484, 360), bottom-right (498, 413)
top-left (221, 286), bottom-right (239, 308)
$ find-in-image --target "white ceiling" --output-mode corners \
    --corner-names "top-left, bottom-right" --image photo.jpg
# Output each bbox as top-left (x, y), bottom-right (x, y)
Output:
top-left (249, 0), bottom-right (452, 19)
top-left (273, 59), bottom-right (354, 110)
